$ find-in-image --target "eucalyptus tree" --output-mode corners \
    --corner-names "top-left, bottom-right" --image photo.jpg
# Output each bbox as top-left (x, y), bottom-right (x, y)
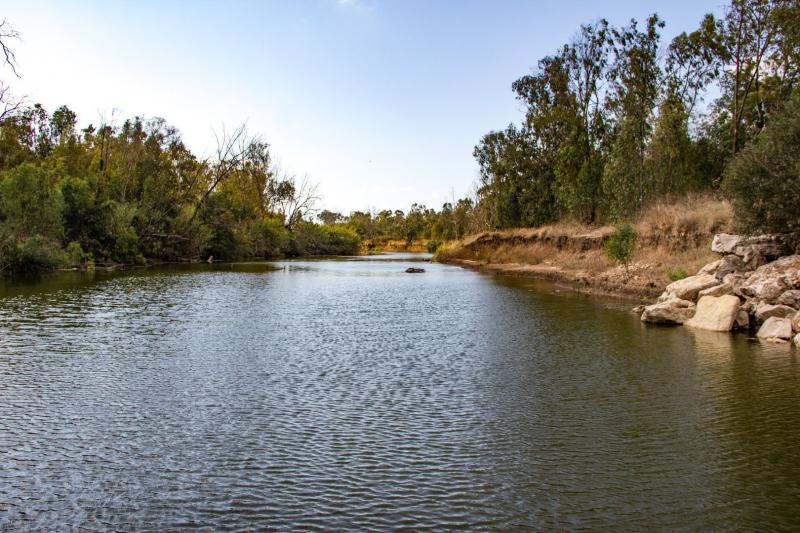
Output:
top-left (601, 14), bottom-right (664, 218)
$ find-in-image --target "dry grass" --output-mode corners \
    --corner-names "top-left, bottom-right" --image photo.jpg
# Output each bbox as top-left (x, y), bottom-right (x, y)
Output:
top-left (635, 193), bottom-right (733, 238)
top-left (437, 194), bottom-right (732, 288)
top-left (634, 246), bottom-right (718, 282)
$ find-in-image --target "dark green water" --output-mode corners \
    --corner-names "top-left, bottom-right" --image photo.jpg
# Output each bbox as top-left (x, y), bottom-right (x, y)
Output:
top-left (1, 254), bottom-right (799, 531)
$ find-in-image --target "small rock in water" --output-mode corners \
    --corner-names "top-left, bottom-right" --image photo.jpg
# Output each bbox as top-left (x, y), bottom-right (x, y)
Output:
top-left (405, 267), bottom-right (425, 273)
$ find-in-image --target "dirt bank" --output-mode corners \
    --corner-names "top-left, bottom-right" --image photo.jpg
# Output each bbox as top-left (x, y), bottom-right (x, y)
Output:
top-left (436, 196), bottom-right (733, 301)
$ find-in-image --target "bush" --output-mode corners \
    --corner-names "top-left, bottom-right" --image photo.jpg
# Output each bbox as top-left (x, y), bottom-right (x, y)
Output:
top-left (665, 268), bottom-right (688, 281)
top-left (1, 235), bottom-right (67, 274)
top-left (249, 217), bottom-right (290, 258)
top-left (319, 224), bottom-right (361, 255)
top-left (65, 241), bottom-right (94, 268)
top-left (604, 222), bottom-right (636, 273)
top-left (427, 239), bottom-right (443, 253)
top-left (289, 223), bottom-right (361, 256)
top-left (723, 95), bottom-right (800, 234)
top-left (108, 202), bottom-right (143, 264)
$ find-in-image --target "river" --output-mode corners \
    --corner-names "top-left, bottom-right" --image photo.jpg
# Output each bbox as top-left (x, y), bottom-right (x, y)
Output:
top-left (1, 253), bottom-right (799, 531)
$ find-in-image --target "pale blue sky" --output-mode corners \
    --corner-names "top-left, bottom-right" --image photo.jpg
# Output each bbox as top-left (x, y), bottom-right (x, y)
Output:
top-left (1, 0), bottom-right (724, 213)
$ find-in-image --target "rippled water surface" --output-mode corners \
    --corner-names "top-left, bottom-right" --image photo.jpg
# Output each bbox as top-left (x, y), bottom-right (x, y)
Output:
top-left (1, 254), bottom-right (799, 531)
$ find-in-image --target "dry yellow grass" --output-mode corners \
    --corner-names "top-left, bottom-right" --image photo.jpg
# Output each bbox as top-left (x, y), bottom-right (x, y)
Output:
top-left (436, 194), bottom-right (733, 296)
top-left (635, 193), bottom-right (733, 238)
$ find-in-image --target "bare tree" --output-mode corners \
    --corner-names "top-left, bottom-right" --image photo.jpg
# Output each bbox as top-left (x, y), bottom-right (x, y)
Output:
top-left (0, 20), bottom-right (23, 121)
top-left (189, 124), bottom-right (253, 223)
top-left (271, 170), bottom-right (320, 229)
top-left (0, 20), bottom-right (19, 77)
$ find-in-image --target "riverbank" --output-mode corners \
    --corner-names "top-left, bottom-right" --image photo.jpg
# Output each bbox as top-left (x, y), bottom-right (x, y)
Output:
top-left (362, 239), bottom-right (430, 254)
top-left (435, 196), bottom-right (733, 301)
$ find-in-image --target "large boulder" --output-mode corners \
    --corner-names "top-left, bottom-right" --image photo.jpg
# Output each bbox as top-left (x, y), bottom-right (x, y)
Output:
top-left (698, 282), bottom-right (733, 298)
top-left (711, 234), bottom-right (743, 254)
top-left (792, 311), bottom-right (800, 333)
top-left (641, 298), bottom-right (696, 325)
top-left (684, 295), bottom-right (741, 331)
top-left (722, 273), bottom-right (749, 293)
top-left (794, 333), bottom-right (800, 348)
top-left (776, 290), bottom-right (800, 309)
top-left (698, 259), bottom-right (721, 276)
top-left (756, 317), bottom-right (793, 342)
top-left (715, 255), bottom-right (749, 280)
top-left (738, 255), bottom-right (800, 303)
top-left (664, 274), bottom-right (720, 302)
top-left (732, 234), bottom-right (789, 264)
top-left (754, 303), bottom-right (797, 323)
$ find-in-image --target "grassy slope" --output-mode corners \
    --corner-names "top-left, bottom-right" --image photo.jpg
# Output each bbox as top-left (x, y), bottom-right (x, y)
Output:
top-left (435, 195), bottom-right (733, 300)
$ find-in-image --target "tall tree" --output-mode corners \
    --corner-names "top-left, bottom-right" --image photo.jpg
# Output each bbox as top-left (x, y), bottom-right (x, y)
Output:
top-left (602, 15), bottom-right (664, 217)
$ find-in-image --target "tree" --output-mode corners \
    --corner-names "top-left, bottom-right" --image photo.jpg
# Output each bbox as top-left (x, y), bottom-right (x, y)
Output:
top-left (723, 0), bottom-right (783, 153)
top-left (602, 15), bottom-right (664, 218)
top-left (723, 94), bottom-right (800, 233)
top-left (0, 20), bottom-right (22, 121)
top-left (604, 222), bottom-right (637, 274)
top-left (556, 20), bottom-right (611, 222)
top-left (318, 210), bottom-right (344, 225)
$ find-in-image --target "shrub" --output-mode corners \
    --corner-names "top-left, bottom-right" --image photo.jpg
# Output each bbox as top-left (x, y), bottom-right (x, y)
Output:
top-left (320, 224), bottom-right (361, 255)
top-left (1, 235), bottom-right (67, 274)
top-left (604, 222), bottom-right (636, 273)
top-left (665, 268), bottom-right (688, 281)
top-left (109, 202), bottom-right (143, 264)
top-left (65, 241), bottom-right (94, 268)
top-left (723, 94), bottom-right (800, 234)
top-left (427, 239), bottom-right (443, 253)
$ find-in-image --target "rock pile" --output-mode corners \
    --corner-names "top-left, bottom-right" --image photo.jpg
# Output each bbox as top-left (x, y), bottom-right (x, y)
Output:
top-left (638, 233), bottom-right (800, 345)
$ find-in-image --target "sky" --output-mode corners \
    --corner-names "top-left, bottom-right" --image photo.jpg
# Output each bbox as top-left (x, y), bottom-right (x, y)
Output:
top-left (1, 0), bottom-right (725, 214)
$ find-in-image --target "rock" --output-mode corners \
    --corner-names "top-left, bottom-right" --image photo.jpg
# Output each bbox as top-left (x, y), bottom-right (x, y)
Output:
top-left (664, 274), bottom-right (720, 302)
top-left (405, 267), bottom-right (425, 273)
top-left (656, 291), bottom-right (672, 303)
top-left (698, 259), bottom-right (721, 276)
top-left (756, 317), bottom-right (793, 341)
top-left (776, 290), bottom-right (800, 309)
top-left (722, 273), bottom-right (748, 292)
top-left (715, 254), bottom-right (748, 280)
top-left (641, 298), bottom-right (696, 325)
top-left (734, 309), bottom-right (750, 330)
top-left (684, 295), bottom-right (741, 331)
top-left (698, 282), bottom-right (733, 298)
top-left (631, 304), bottom-right (645, 314)
top-left (711, 234), bottom-right (743, 254)
top-left (732, 234), bottom-right (788, 261)
top-left (793, 311), bottom-right (800, 333)
top-left (794, 333), bottom-right (800, 348)
top-left (738, 255), bottom-right (800, 303)
top-left (754, 303), bottom-right (797, 323)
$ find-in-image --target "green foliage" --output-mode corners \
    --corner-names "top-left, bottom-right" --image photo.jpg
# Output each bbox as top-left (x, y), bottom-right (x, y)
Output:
top-left (0, 162), bottom-right (64, 239)
top-left (604, 223), bottom-right (637, 272)
top-left (665, 268), bottom-right (689, 281)
top-left (289, 222), bottom-right (360, 256)
top-left (427, 240), bottom-right (443, 253)
top-left (65, 241), bottom-right (93, 268)
top-left (723, 94), bottom-right (800, 234)
top-left (1, 235), bottom-right (67, 274)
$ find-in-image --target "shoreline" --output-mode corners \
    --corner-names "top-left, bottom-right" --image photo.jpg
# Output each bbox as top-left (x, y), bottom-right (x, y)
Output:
top-left (440, 257), bottom-right (661, 301)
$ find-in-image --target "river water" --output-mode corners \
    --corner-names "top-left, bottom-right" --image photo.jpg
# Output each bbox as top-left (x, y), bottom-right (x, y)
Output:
top-left (0, 254), bottom-right (798, 531)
